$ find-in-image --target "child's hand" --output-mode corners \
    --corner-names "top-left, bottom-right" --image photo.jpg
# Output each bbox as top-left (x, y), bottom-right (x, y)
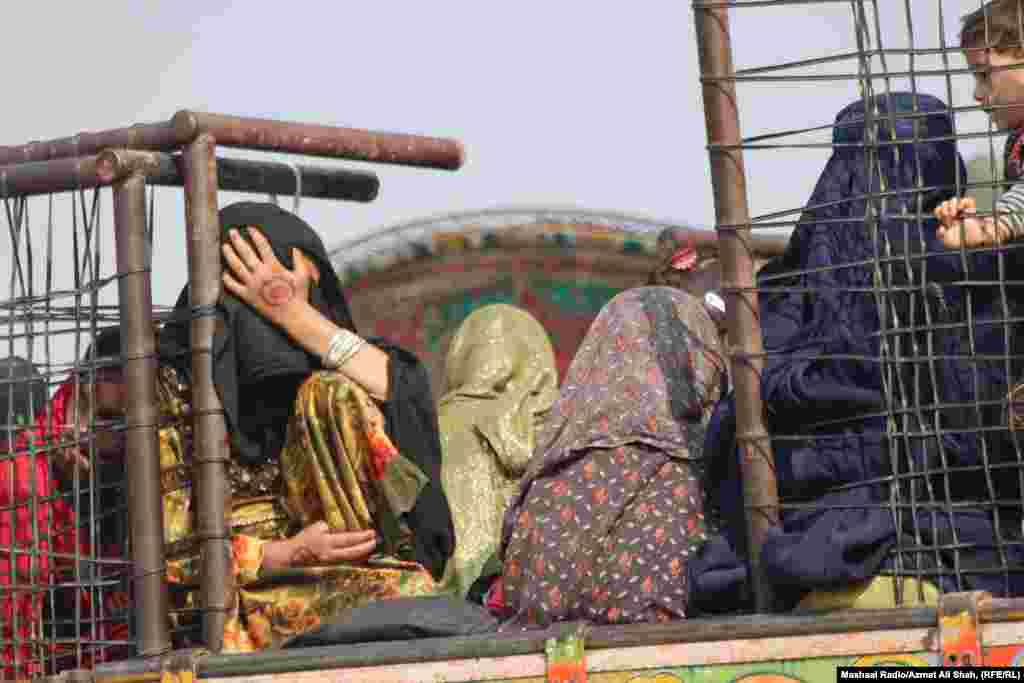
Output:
top-left (934, 197), bottom-right (972, 228)
top-left (934, 196), bottom-right (987, 249)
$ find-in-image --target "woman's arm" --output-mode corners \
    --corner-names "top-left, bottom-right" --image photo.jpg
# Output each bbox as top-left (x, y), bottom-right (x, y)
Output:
top-left (170, 527), bottom-right (378, 585)
top-left (221, 227), bottom-right (390, 399)
top-left (275, 300), bottom-right (391, 400)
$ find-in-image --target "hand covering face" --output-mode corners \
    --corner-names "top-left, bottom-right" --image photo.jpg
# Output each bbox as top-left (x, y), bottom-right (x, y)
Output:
top-left (159, 201), bottom-right (454, 578)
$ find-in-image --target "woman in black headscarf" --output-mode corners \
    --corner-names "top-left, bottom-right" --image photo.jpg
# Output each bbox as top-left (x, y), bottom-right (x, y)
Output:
top-left (156, 202), bottom-right (454, 651)
top-left (0, 357), bottom-right (45, 448)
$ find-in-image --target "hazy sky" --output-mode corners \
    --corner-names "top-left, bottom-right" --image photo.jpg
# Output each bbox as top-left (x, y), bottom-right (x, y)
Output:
top-left (0, 1), bottom-right (996, 367)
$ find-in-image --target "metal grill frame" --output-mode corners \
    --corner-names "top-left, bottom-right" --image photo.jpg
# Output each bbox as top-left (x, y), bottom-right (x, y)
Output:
top-left (0, 113), bottom-right (463, 675)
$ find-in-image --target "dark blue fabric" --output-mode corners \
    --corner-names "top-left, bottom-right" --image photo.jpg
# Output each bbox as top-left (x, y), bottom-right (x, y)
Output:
top-left (696, 93), bottom-right (1024, 612)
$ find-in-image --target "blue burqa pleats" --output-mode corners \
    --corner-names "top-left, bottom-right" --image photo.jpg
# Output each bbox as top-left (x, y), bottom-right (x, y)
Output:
top-left (691, 92), bottom-right (1024, 613)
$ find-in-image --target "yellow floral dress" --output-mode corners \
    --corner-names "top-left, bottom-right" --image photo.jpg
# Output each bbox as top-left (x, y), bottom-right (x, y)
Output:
top-left (156, 366), bottom-right (439, 651)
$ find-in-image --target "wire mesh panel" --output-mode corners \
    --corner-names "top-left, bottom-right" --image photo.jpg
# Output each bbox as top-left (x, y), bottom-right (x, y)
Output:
top-left (700, 0), bottom-right (1024, 610)
top-left (0, 186), bottom-right (154, 677)
top-left (0, 112), bottom-right (462, 673)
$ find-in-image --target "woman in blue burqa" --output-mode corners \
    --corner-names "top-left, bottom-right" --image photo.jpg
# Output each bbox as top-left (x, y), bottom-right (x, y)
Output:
top-left (693, 92), bottom-right (1024, 614)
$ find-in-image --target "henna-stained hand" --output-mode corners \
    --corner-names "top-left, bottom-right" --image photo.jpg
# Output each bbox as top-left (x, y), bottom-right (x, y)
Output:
top-left (260, 277), bottom-right (297, 308)
top-left (288, 543), bottom-right (319, 568)
top-left (221, 227), bottom-right (313, 325)
top-left (261, 522), bottom-right (378, 571)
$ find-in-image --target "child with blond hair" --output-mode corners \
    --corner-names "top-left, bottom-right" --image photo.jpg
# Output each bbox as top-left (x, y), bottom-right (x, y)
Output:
top-left (936, 0), bottom-right (1024, 247)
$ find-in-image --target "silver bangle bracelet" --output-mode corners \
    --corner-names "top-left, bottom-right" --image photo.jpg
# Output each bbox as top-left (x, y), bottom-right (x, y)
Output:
top-left (338, 336), bottom-right (366, 369)
top-left (323, 329), bottom-right (366, 370)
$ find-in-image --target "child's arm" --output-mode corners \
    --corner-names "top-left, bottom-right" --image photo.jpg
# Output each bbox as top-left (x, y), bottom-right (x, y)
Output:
top-left (934, 196), bottom-right (1010, 249)
top-left (934, 189), bottom-right (1024, 250)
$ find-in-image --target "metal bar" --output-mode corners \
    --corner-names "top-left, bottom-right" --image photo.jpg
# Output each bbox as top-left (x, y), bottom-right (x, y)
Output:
top-left (90, 647), bottom-right (207, 683)
top-left (658, 227), bottom-right (790, 257)
top-left (0, 112), bottom-right (463, 172)
top-left (0, 150), bottom-right (379, 203)
top-left (181, 134), bottom-right (233, 652)
top-left (91, 597), bottom-right (1024, 682)
top-left (693, 1), bottom-right (780, 612)
top-left (0, 155), bottom-right (108, 198)
top-left (149, 155), bottom-right (380, 203)
top-left (189, 608), bottom-right (941, 679)
top-left (112, 169), bottom-right (171, 657)
top-left (0, 149), bottom-right (159, 197)
top-left (0, 121), bottom-right (187, 167)
top-left (173, 110), bottom-right (465, 170)
top-left (979, 596), bottom-right (1024, 622)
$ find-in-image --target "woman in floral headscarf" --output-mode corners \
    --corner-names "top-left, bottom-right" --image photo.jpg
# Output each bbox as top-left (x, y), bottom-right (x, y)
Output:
top-left (437, 305), bottom-right (559, 598)
top-left (498, 287), bottom-right (726, 628)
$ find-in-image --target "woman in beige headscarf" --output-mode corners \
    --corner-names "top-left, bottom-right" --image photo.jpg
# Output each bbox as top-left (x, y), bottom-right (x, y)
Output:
top-left (437, 305), bottom-right (559, 597)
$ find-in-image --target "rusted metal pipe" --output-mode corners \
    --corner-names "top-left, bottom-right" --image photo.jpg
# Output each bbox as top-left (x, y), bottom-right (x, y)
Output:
top-left (0, 149), bottom-right (160, 197)
top-left (112, 170), bottom-right (172, 657)
top-left (150, 155), bottom-right (380, 203)
top-left (0, 112), bottom-right (464, 172)
top-left (979, 596), bottom-right (1024, 622)
top-left (0, 121), bottom-right (187, 167)
top-left (0, 155), bottom-right (119, 198)
top-left (81, 595), bottom-right (1024, 683)
top-left (693, 1), bottom-right (780, 612)
top-left (658, 227), bottom-right (790, 258)
top-left (173, 110), bottom-right (465, 170)
top-left (0, 149), bottom-right (379, 203)
top-left (181, 134), bottom-right (233, 652)
top-left (97, 150), bottom-right (163, 182)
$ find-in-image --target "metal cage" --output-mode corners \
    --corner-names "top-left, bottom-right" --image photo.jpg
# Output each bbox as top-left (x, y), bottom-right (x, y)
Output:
top-left (0, 115), bottom-right (462, 678)
top-left (694, 0), bottom-right (1024, 613)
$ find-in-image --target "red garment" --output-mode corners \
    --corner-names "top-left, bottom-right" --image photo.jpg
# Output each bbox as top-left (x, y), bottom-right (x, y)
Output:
top-left (485, 576), bottom-right (505, 615)
top-left (1, 381), bottom-right (81, 677)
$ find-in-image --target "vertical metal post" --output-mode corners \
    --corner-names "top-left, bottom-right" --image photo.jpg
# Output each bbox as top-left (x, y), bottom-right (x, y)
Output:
top-left (181, 134), bottom-right (232, 652)
top-left (113, 172), bottom-right (171, 655)
top-left (693, 2), bottom-right (780, 612)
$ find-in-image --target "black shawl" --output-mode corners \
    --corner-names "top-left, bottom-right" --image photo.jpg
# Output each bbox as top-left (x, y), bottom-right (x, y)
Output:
top-left (0, 356), bottom-right (45, 440)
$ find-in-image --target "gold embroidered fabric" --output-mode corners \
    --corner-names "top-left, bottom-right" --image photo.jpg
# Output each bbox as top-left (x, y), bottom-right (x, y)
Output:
top-left (436, 305), bottom-right (559, 596)
top-left (156, 367), bottom-right (438, 651)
